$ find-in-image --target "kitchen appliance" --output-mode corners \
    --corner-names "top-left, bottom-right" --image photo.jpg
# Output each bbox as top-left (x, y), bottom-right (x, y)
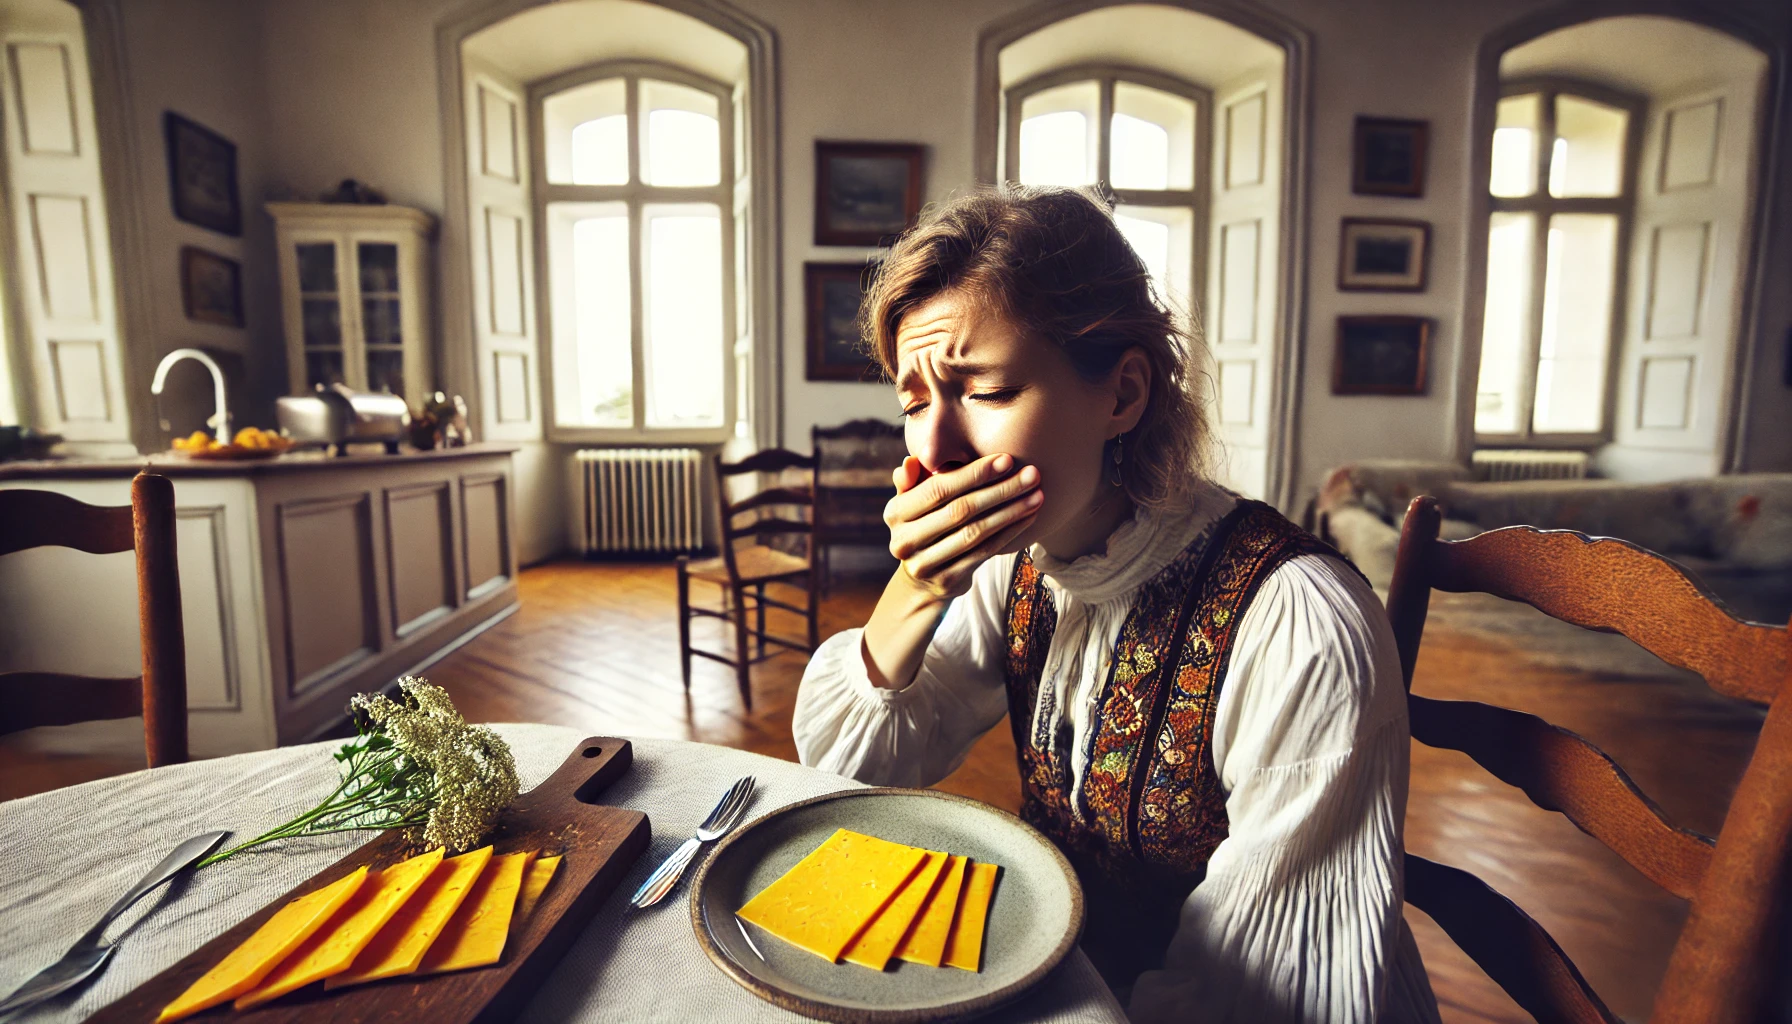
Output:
top-left (276, 384), bottom-right (409, 455)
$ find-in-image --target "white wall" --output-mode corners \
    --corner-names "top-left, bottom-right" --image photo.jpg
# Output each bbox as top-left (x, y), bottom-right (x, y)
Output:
top-left (103, 0), bottom-right (280, 444)
top-left (77, 0), bottom-right (1788, 557)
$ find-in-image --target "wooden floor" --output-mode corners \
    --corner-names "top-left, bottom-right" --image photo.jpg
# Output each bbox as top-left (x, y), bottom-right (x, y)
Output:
top-left (4, 557), bottom-right (1767, 1023)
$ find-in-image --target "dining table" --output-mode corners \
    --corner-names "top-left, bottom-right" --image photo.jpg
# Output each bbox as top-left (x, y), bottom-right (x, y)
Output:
top-left (0, 723), bottom-right (1128, 1023)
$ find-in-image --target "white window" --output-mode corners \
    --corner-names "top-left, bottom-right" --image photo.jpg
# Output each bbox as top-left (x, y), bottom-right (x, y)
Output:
top-left (1004, 69), bottom-right (1204, 319)
top-left (1474, 84), bottom-right (1637, 442)
top-left (537, 66), bottom-right (735, 437)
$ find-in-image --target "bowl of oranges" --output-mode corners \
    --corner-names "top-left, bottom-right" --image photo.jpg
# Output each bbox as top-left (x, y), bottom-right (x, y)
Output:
top-left (172, 426), bottom-right (295, 460)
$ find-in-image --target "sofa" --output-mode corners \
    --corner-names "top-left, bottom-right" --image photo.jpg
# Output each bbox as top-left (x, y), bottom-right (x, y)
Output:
top-left (1314, 459), bottom-right (1792, 626)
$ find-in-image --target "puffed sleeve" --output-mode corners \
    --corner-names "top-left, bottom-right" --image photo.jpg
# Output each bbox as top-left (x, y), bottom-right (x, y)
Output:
top-left (1128, 554), bottom-right (1439, 1024)
top-left (792, 554), bottom-right (1016, 788)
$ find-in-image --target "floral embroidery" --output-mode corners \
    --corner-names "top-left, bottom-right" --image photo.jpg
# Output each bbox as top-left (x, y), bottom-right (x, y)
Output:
top-left (1002, 502), bottom-right (1344, 913)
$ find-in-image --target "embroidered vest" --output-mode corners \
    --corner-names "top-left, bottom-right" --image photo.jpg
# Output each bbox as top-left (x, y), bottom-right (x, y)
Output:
top-left (1002, 500), bottom-right (1336, 990)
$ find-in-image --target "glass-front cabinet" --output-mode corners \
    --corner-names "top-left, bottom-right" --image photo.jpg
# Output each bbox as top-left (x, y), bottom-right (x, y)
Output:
top-left (268, 202), bottom-right (436, 406)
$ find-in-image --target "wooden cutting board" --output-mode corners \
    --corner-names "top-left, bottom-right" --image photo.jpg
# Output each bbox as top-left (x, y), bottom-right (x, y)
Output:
top-left (91, 737), bottom-right (649, 1024)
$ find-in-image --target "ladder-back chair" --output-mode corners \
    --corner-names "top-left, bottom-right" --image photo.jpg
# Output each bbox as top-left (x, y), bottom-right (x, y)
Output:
top-left (1386, 494), bottom-right (1792, 1024)
top-left (0, 472), bottom-right (189, 767)
top-left (676, 449), bottom-right (821, 710)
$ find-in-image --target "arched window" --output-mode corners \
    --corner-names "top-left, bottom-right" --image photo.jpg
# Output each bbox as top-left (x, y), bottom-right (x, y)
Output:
top-left (1004, 68), bottom-right (1205, 316)
top-left (536, 65), bottom-right (735, 435)
top-left (1474, 81), bottom-right (1639, 442)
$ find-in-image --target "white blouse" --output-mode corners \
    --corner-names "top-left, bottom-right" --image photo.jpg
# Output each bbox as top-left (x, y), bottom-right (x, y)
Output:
top-left (792, 481), bottom-right (1442, 1023)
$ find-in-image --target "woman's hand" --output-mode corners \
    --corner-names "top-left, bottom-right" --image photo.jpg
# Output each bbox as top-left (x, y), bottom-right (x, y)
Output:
top-left (885, 453), bottom-right (1043, 600)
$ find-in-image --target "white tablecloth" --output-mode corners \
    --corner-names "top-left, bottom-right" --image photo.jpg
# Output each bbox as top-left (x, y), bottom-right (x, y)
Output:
top-left (0, 724), bottom-right (1126, 1023)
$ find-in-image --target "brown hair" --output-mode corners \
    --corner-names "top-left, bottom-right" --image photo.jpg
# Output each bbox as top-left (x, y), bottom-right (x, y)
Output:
top-left (862, 183), bottom-right (1208, 509)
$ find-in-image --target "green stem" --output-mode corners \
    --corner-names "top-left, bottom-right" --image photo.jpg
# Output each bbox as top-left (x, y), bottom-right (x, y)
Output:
top-left (196, 749), bottom-right (431, 868)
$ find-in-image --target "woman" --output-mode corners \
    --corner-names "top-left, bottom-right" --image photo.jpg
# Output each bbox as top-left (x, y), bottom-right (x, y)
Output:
top-left (792, 185), bottom-right (1439, 1023)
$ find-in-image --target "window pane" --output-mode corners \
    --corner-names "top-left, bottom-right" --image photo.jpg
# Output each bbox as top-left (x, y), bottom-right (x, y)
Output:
top-left (544, 78), bottom-right (626, 185)
top-left (1112, 82), bottom-right (1195, 190)
top-left (1018, 80), bottom-right (1098, 186)
top-left (547, 202), bottom-right (632, 427)
top-left (644, 203), bottom-right (724, 428)
top-left (1533, 213), bottom-right (1618, 433)
top-left (1114, 204), bottom-right (1194, 318)
top-left (1490, 93), bottom-right (1540, 197)
top-left (641, 79), bottom-right (720, 187)
top-left (1475, 211), bottom-right (1535, 435)
top-left (1550, 94), bottom-right (1627, 198)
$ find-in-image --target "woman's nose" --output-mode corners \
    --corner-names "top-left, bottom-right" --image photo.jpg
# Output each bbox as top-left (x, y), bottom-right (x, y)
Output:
top-left (908, 412), bottom-right (975, 475)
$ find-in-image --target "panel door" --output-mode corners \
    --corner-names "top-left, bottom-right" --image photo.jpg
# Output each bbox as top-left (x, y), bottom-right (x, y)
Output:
top-left (465, 62), bottom-right (540, 440)
top-left (0, 25), bottom-right (129, 444)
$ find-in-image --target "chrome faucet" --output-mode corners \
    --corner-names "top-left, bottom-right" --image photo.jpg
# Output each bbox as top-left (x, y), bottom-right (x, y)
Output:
top-left (150, 348), bottom-right (231, 443)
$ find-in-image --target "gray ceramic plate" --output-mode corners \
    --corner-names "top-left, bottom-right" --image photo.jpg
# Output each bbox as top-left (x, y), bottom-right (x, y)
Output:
top-left (690, 788), bottom-right (1084, 1023)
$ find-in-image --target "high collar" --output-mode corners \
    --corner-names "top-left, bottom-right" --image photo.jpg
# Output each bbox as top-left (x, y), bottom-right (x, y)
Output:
top-left (1029, 477), bottom-right (1239, 605)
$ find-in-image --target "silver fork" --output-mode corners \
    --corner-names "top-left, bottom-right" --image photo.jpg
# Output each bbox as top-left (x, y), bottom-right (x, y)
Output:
top-left (0, 830), bottom-right (227, 1020)
top-left (630, 776), bottom-right (754, 908)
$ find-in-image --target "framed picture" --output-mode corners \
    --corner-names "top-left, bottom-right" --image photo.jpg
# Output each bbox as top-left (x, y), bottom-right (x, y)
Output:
top-left (815, 141), bottom-right (924, 247)
top-left (180, 246), bottom-right (243, 327)
top-left (1338, 218), bottom-right (1430, 292)
top-left (165, 112), bottom-right (242, 236)
top-left (1333, 316), bottom-right (1431, 395)
top-left (1352, 117), bottom-right (1428, 198)
top-left (805, 262), bottom-right (878, 381)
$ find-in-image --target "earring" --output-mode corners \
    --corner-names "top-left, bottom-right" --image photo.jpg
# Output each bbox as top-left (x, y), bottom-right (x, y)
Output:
top-left (1109, 433), bottom-right (1124, 488)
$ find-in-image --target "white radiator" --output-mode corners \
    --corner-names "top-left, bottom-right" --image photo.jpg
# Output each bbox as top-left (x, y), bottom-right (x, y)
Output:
top-left (576, 448), bottom-right (705, 553)
top-left (1471, 449), bottom-right (1590, 482)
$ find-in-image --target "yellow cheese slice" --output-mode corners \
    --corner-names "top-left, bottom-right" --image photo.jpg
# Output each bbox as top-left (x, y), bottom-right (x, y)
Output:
top-left (155, 866), bottom-right (368, 1023)
top-left (511, 854), bottom-right (562, 932)
top-left (736, 829), bottom-right (927, 963)
top-left (841, 850), bottom-right (947, 970)
top-left (325, 846), bottom-right (494, 990)
top-left (417, 850), bottom-right (534, 974)
top-left (234, 848), bottom-right (444, 1009)
top-left (895, 853), bottom-right (966, 967)
top-left (943, 861), bottom-right (1000, 972)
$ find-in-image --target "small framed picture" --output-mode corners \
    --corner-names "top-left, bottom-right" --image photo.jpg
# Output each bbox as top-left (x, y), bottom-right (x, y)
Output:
top-left (1334, 316), bottom-right (1431, 395)
top-left (164, 112), bottom-right (242, 236)
top-left (805, 261), bottom-right (878, 381)
top-left (1338, 218), bottom-right (1430, 292)
top-left (1352, 117), bottom-right (1428, 198)
top-left (180, 246), bottom-right (243, 327)
top-left (815, 141), bottom-right (924, 247)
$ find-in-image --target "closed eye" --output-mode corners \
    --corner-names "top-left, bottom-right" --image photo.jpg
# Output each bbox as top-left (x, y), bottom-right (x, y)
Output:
top-left (969, 387), bottom-right (1023, 404)
top-left (901, 401), bottom-right (929, 418)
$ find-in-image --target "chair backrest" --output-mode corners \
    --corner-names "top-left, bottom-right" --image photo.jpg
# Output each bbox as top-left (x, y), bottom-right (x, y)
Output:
top-left (1386, 494), bottom-right (1792, 1024)
top-left (713, 449), bottom-right (818, 578)
top-left (0, 472), bottom-right (188, 766)
top-left (810, 419), bottom-right (904, 471)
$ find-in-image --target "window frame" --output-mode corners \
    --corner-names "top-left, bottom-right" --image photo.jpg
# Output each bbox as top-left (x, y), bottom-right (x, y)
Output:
top-left (1476, 76), bottom-right (1644, 449)
top-left (530, 60), bottom-right (737, 444)
top-left (1002, 65), bottom-right (1211, 314)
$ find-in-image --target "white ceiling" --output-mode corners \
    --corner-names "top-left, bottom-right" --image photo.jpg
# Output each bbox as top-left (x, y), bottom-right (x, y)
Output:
top-left (464, 0), bottom-right (747, 86)
top-left (1501, 15), bottom-right (1766, 98)
top-left (1000, 3), bottom-right (1283, 91)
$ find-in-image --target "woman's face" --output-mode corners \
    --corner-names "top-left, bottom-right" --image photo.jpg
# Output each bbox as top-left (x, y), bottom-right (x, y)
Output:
top-left (893, 289), bottom-right (1136, 553)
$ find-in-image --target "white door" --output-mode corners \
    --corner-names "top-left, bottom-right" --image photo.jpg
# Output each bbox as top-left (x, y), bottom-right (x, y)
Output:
top-left (1204, 68), bottom-right (1281, 500)
top-left (465, 60), bottom-right (540, 442)
top-left (0, 8), bottom-right (130, 447)
top-left (1601, 81), bottom-right (1760, 481)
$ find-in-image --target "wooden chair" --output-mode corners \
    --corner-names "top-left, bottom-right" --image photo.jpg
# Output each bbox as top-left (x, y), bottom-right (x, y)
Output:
top-left (0, 472), bottom-right (188, 767)
top-left (676, 449), bottom-right (821, 710)
top-left (1386, 495), bottom-right (1792, 1024)
top-left (810, 419), bottom-right (904, 591)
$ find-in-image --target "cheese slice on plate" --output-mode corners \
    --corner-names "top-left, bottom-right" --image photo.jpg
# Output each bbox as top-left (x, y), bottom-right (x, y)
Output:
top-left (841, 849), bottom-right (947, 970)
top-left (736, 829), bottom-right (927, 963)
top-left (512, 854), bottom-right (562, 932)
top-left (235, 848), bottom-right (444, 1009)
top-left (155, 866), bottom-right (368, 1023)
top-left (894, 853), bottom-right (966, 967)
top-left (943, 860), bottom-right (999, 972)
top-left (326, 846), bottom-right (493, 990)
top-left (417, 850), bottom-right (535, 974)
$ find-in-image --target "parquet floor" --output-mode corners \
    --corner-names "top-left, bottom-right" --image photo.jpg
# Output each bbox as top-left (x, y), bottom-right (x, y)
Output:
top-left (3, 558), bottom-right (1769, 1023)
